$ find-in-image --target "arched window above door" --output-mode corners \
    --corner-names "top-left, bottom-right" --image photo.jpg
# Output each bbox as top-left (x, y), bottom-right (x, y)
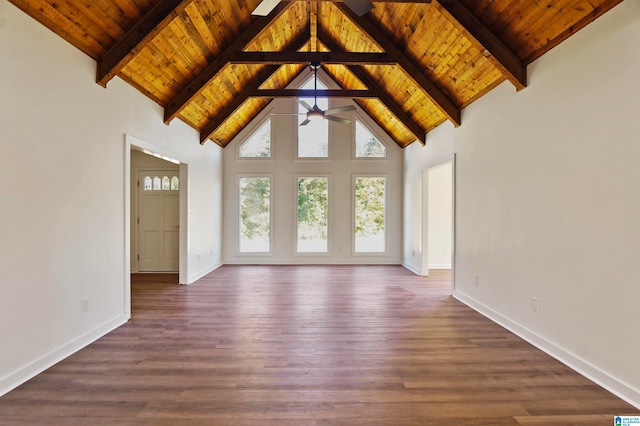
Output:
top-left (143, 175), bottom-right (179, 191)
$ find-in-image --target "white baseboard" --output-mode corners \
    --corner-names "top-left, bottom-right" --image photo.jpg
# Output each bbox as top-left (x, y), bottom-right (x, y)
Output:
top-left (187, 262), bottom-right (222, 284)
top-left (402, 262), bottom-right (421, 275)
top-left (428, 264), bottom-right (452, 269)
top-left (0, 313), bottom-right (128, 398)
top-left (453, 290), bottom-right (640, 410)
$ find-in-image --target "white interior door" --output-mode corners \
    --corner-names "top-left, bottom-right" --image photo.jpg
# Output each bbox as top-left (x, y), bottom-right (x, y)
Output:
top-left (138, 170), bottom-right (180, 272)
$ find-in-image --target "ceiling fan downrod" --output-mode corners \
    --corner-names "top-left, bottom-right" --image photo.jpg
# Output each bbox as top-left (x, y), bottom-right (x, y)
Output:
top-left (311, 61), bottom-right (321, 108)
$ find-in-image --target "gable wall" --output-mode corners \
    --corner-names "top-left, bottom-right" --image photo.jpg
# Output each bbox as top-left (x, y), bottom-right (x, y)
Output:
top-left (222, 70), bottom-right (403, 264)
top-left (404, 0), bottom-right (640, 407)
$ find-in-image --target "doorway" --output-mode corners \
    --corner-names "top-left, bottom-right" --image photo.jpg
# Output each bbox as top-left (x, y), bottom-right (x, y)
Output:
top-left (421, 157), bottom-right (455, 291)
top-left (124, 135), bottom-right (189, 319)
top-left (124, 134), bottom-right (189, 301)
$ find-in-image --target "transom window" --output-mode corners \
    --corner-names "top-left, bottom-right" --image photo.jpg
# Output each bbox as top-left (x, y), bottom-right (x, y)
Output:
top-left (143, 175), bottom-right (179, 191)
top-left (239, 119), bottom-right (271, 158)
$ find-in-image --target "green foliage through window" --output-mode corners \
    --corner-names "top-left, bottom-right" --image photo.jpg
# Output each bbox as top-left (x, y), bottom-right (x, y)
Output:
top-left (355, 177), bottom-right (386, 252)
top-left (239, 177), bottom-right (270, 252)
top-left (297, 177), bottom-right (328, 252)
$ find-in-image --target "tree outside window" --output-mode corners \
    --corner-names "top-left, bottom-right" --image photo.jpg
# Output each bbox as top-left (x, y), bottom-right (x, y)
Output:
top-left (297, 177), bottom-right (328, 252)
top-left (355, 177), bottom-right (386, 253)
top-left (239, 177), bottom-right (271, 253)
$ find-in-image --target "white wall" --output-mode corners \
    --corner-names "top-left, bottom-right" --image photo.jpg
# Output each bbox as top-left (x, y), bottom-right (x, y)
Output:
top-left (427, 162), bottom-right (452, 269)
top-left (403, 123), bottom-right (454, 274)
top-left (222, 70), bottom-right (404, 264)
top-left (0, 2), bottom-right (222, 396)
top-left (404, 0), bottom-right (640, 407)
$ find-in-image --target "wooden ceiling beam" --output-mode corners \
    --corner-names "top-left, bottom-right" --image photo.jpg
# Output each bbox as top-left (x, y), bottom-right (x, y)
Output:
top-left (199, 31), bottom-right (310, 145)
top-left (335, 3), bottom-right (460, 127)
top-left (96, 0), bottom-right (194, 87)
top-left (164, 2), bottom-right (292, 124)
top-left (433, 0), bottom-right (526, 90)
top-left (310, 0), bottom-right (319, 52)
top-left (254, 89), bottom-right (376, 98)
top-left (348, 65), bottom-right (426, 145)
top-left (277, 0), bottom-right (434, 3)
top-left (320, 65), bottom-right (417, 147)
top-left (230, 51), bottom-right (396, 65)
top-left (320, 35), bottom-right (426, 145)
top-left (199, 66), bottom-right (279, 145)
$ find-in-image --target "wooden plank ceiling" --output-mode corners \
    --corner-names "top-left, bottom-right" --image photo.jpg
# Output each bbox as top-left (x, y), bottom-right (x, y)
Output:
top-left (9, 0), bottom-right (623, 148)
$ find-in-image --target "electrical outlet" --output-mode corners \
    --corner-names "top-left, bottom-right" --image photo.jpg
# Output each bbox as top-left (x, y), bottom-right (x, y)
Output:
top-left (474, 275), bottom-right (479, 286)
top-left (531, 297), bottom-right (539, 313)
top-left (412, 250), bottom-right (416, 257)
top-left (81, 297), bottom-right (89, 312)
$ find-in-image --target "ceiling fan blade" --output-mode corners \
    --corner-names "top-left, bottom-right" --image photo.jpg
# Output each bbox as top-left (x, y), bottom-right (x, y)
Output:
top-left (297, 100), bottom-right (313, 111)
top-left (299, 119), bottom-right (311, 126)
top-left (324, 105), bottom-right (356, 115)
top-left (343, 0), bottom-right (374, 16)
top-left (252, 0), bottom-right (281, 16)
top-left (325, 115), bottom-right (351, 125)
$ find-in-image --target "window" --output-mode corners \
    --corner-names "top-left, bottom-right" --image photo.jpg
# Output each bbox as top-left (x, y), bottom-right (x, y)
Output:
top-left (240, 119), bottom-right (271, 158)
top-left (355, 120), bottom-right (386, 158)
top-left (297, 177), bottom-right (328, 253)
top-left (143, 175), bottom-right (179, 191)
top-left (239, 177), bottom-right (271, 253)
top-left (298, 78), bottom-right (328, 158)
top-left (354, 177), bottom-right (386, 253)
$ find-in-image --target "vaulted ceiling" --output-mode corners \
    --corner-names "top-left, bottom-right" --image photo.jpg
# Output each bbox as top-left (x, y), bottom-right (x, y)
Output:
top-left (9, 0), bottom-right (623, 148)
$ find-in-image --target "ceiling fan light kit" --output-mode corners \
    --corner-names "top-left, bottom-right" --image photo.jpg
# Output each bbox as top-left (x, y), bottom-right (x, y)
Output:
top-left (252, 3), bottom-right (363, 127)
top-left (295, 62), bottom-right (356, 126)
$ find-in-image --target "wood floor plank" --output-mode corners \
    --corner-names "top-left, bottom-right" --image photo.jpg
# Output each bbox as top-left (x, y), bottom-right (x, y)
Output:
top-left (0, 266), bottom-right (637, 425)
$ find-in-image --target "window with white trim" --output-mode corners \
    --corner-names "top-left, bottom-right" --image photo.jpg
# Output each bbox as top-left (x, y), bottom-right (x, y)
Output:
top-left (354, 177), bottom-right (386, 253)
top-left (355, 119), bottom-right (386, 158)
top-left (239, 176), bottom-right (271, 253)
top-left (298, 78), bottom-right (328, 158)
top-left (240, 119), bottom-right (271, 158)
top-left (297, 176), bottom-right (328, 253)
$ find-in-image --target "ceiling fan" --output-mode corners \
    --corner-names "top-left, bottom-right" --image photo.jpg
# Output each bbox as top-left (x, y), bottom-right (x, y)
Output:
top-left (252, 0), bottom-right (374, 17)
top-left (290, 62), bottom-right (356, 126)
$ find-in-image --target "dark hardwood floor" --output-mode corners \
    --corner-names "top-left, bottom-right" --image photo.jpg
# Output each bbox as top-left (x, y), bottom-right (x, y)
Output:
top-left (0, 266), bottom-right (637, 425)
